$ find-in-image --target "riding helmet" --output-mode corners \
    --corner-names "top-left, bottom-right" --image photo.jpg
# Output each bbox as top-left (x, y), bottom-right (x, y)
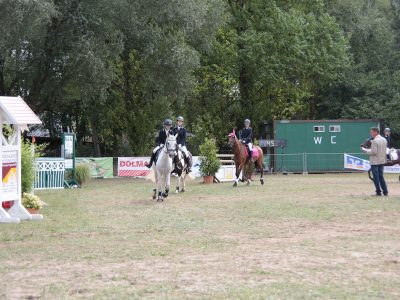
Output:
top-left (244, 119), bottom-right (251, 124)
top-left (163, 119), bottom-right (173, 126)
top-left (176, 116), bottom-right (184, 122)
top-left (385, 127), bottom-right (391, 132)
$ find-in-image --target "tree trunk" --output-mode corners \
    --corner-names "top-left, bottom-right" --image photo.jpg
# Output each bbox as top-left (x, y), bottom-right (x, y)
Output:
top-left (0, 58), bottom-right (5, 96)
top-left (91, 119), bottom-right (102, 157)
top-left (236, 0), bottom-right (251, 119)
top-left (309, 96), bottom-right (317, 119)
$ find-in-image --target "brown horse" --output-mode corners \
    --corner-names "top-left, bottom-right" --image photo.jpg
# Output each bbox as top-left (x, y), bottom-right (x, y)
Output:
top-left (228, 129), bottom-right (265, 187)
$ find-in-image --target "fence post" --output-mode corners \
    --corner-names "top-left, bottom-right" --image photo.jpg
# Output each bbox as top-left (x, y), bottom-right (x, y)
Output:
top-left (303, 153), bottom-right (308, 175)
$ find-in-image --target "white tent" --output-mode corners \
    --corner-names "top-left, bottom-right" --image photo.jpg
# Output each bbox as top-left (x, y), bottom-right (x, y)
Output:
top-left (0, 96), bottom-right (42, 223)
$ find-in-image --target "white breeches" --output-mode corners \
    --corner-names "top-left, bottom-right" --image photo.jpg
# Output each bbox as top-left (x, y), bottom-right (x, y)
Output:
top-left (178, 145), bottom-right (189, 156)
top-left (153, 144), bottom-right (163, 153)
top-left (248, 143), bottom-right (253, 152)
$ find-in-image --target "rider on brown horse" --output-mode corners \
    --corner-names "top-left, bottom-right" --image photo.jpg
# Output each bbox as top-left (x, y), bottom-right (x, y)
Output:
top-left (239, 119), bottom-right (253, 161)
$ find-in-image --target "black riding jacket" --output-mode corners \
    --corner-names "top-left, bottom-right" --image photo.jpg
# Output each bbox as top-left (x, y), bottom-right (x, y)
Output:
top-left (239, 127), bottom-right (253, 144)
top-left (156, 129), bottom-right (174, 146)
top-left (384, 135), bottom-right (392, 148)
top-left (173, 126), bottom-right (187, 146)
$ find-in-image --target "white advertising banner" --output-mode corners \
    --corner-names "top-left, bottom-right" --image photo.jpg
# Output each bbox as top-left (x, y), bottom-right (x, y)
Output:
top-left (117, 155), bottom-right (239, 180)
top-left (118, 157), bottom-right (151, 177)
top-left (2, 150), bottom-right (18, 195)
top-left (344, 153), bottom-right (400, 173)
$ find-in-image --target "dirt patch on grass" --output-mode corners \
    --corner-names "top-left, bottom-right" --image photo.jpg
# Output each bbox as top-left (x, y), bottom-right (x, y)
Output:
top-left (4, 218), bottom-right (400, 299)
top-left (2, 174), bottom-right (400, 299)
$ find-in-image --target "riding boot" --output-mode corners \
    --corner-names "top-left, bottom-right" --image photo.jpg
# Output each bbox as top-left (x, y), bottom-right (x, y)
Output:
top-left (146, 152), bottom-right (156, 168)
top-left (248, 150), bottom-right (253, 162)
top-left (185, 155), bottom-right (192, 172)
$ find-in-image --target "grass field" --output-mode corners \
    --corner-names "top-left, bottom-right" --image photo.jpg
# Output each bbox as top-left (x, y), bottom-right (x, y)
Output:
top-left (1, 174), bottom-right (400, 299)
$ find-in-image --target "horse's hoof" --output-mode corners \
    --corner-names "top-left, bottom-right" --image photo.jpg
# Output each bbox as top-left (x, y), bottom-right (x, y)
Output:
top-left (233, 182), bottom-right (238, 187)
top-left (175, 189), bottom-right (179, 194)
top-left (163, 193), bottom-right (169, 198)
top-left (181, 189), bottom-right (185, 193)
top-left (152, 195), bottom-right (156, 200)
top-left (247, 180), bottom-right (251, 186)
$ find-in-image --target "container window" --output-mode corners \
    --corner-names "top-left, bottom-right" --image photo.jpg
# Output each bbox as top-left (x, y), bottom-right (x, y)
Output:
top-left (329, 125), bottom-right (341, 133)
top-left (313, 126), bottom-right (325, 132)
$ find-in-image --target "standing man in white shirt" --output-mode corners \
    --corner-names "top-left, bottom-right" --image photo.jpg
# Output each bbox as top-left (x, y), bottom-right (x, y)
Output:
top-left (361, 127), bottom-right (388, 196)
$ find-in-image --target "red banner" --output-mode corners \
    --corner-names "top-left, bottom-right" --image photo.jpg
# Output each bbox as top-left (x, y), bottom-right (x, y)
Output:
top-left (118, 157), bottom-right (151, 177)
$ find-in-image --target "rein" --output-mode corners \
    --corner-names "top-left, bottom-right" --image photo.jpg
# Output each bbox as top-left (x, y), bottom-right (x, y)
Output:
top-left (163, 139), bottom-right (177, 155)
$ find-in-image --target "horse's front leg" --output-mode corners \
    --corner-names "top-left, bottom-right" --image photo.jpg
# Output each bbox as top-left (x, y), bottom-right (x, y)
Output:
top-left (157, 172), bottom-right (164, 201)
top-left (175, 174), bottom-right (181, 194)
top-left (181, 173), bottom-right (187, 192)
top-left (233, 164), bottom-right (243, 187)
top-left (164, 174), bottom-right (170, 198)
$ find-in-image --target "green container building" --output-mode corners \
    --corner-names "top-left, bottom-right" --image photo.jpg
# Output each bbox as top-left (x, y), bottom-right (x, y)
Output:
top-left (273, 119), bottom-right (380, 172)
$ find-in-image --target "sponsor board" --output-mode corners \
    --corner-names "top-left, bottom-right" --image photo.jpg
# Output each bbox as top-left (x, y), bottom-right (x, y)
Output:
top-left (2, 151), bottom-right (18, 194)
top-left (118, 157), bottom-right (151, 177)
top-left (344, 154), bottom-right (370, 171)
top-left (344, 153), bottom-right (400, 173)
top-left (76, 157), bottom-right (113, 178)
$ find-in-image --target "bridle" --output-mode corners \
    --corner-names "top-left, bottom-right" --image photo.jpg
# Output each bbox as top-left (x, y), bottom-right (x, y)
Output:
top-left (228, 131), bottom-right (238, 148)
top-left (163, 137), bottom-right (177, 157)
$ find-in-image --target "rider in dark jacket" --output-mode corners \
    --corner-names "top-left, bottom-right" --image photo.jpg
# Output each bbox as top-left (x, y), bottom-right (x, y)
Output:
top-left (146, 119), bottom-right (174, 168)
top-left (239, 119), bottom-right (253, 160)
top-left (173, 116), bottom-right (192, 172)
top-left (384, 127), bottom-right (392, 160)
top-left (384, 128), bottom-right (392, 148)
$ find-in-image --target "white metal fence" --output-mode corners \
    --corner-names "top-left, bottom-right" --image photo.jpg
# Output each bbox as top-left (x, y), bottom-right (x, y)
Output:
top-left (216, 154), bottom-right (236, 181)
top-left (34, 158), bottom-right (65, 189)
top-left (32, 153), bottom-right (371, 189)
top-left (216, 152), bottom-right (370, 174)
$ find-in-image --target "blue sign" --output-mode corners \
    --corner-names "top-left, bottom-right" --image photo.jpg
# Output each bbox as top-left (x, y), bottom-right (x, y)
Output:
top-left (344, 154), bottom-right (370, 171)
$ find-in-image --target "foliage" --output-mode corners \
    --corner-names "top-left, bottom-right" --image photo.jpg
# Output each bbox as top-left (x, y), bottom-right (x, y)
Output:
top-left (2, 0), bottom-right (400, 152)
top-left (21, 139), bottom-right (46, 193)
top-left (199, 137), bottom-right (221, 176)
top-left (22, 193), bottom-right (42, 210)
top-left (75, 164), bottom-right (91, 186)
top-left (320, 0), bottom-right (400, 146)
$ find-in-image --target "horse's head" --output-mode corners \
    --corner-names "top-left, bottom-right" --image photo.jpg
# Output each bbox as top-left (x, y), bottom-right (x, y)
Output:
top-left (228, 129), bottom-right (237, 148)
top-left (361, 139), bottom-right (372, 149)
top-left (165, 134), bottom-right (178, 158)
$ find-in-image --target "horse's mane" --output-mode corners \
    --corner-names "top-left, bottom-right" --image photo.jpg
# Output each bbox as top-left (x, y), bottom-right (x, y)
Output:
top-left (167, 134), bottom-right (177, 141)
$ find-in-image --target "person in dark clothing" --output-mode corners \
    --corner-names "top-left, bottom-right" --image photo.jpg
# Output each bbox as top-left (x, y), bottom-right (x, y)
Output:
top-left (239, 119), bottom-right (253, 161)
top-left (173, 116), bottom-right (192, 172)
top-left (146, 119), bottom-right (174, 168)
top-left (384, 128), bottom-right (392, 148)
top-left (384, 128), bottom-right (392, 160)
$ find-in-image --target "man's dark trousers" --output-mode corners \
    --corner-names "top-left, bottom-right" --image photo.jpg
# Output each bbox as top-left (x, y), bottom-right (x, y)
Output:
top-left (371, 165), bottom-right (388, 195)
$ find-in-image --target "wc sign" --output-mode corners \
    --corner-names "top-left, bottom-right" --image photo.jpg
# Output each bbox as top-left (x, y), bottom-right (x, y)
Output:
top-left (314, 136), bottom-right (337, 145)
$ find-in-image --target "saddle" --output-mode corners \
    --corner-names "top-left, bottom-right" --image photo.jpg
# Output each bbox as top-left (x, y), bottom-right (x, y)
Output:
top-left (242, 142), bottom-right (259, 160)
top-left (173, 150), bottom-right (192, 175)
top-left (153, 146), bottom-right (163, 165)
